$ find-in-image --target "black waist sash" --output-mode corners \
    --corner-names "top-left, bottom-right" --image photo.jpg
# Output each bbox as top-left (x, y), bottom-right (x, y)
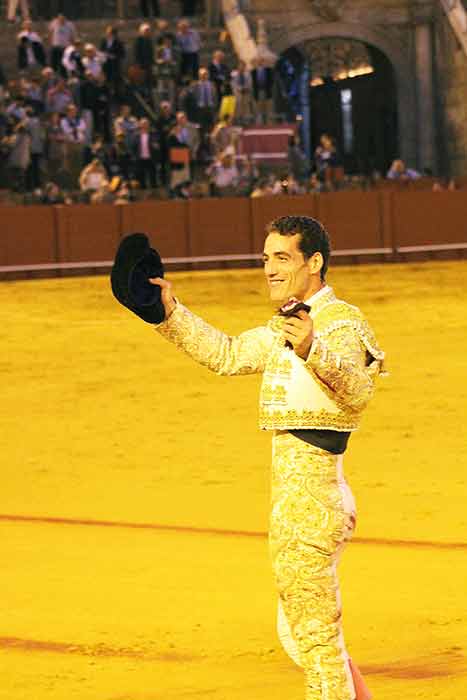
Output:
top-left (289, 429), bottom-right (350, 455)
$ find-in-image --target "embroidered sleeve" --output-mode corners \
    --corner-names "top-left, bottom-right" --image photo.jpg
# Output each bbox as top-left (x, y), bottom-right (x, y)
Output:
top-left (304, 324), bottom-right (378, 411)
top-left (155, 303), bottom-right (273, 376)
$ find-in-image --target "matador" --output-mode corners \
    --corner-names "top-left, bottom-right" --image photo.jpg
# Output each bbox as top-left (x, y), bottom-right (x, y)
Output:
top-left (111, 215), bottom-right (385, 700)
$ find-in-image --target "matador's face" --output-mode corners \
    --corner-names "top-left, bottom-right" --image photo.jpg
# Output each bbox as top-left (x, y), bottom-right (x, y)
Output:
top-left (263, 233), bottom-right (314, 305)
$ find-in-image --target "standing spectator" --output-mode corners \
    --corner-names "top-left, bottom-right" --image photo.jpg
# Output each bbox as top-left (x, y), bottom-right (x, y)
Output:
top-left (155, 19), bottom-right (177, 55)
top-left (45, 78), bottom-right (73, 114)
top-left (314, 133), bottom-right (340, 183)
top-left (100, 26), bottom-right (126, 94)
top-left (23, 77), bottom-right (45, 114)
top-left (208, 50), bottom-right (230, 103)
top-left (17, 21), bottom-right (46, 72)
top-left (288, 134), bottom-right (309, 184)
top-left (156, 100), bottom-right (176, 185)
top-left (82, 43), bottom-right (106, 80)
top-left (25, 107), bottom-right (45, 190)
top-left (231, 60), bottom-right (253, 125)
top-left (177, 76), bottom-right (198, 122)
top-left (168, 123), bottom-right (190, 192)
top-left (113, 103), bottom-right (139, 150)
top-left (40, 67), bottom-right (56, 101)
top-left (7, 0), bottom-right (30, 23)
top-left (108, 131), bottom-right (133, 181)
top-left (152, 47), bottom-right (177, 107)
top-left (192, 67), bottom-right (217, 159)
top-left (175, 109), bottom-right (200, 163)
top-left (62, 38), bottom-right (84, 78)
top-left (133, 118), bottom-right (159, 189)
top-left (141, 0), bottom-right (159, 18)
top-left (133, 23), bottom-right (154, 87)
top-left (45, 111), bottom-right (66, 180)
top-left (176, 20), bottom-right (201, 81)
top-left (0, 64), bottom-right (7, 106)
top-left (60, 103), bottom-right (86, 185)
top-left (48, 14), bottom-right (76, 75)
top-left (210, 113), bottom-right (236, 157)
top-left (93, 74), bottom-right (111, 143)
top-left (6, 119), bottom-right (31, 192)
top-left (251, 57), bottom-right (275, 124)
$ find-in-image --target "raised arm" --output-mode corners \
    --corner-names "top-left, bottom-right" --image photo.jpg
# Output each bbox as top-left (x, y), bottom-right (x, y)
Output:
top-left (151, 277), bottom-right (273, 376)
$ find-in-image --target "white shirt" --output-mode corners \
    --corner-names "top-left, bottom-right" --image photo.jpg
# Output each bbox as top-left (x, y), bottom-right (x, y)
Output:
top-left (140, 132), bottom-right (150, 159)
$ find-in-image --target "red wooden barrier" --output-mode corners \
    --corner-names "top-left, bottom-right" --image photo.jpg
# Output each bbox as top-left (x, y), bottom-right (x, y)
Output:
top-left (55, 204), bottom-right (121, 263)
top-left (187, 197), bottom-right (253, 256)
top-left (316, 191), bottom-right (387, 252)
top-left (0, 206), bottom-right (57, 265)
top-left (120, 200), bottom-right (189, 258)
top-left (392, 190), bottom-right (467, 249)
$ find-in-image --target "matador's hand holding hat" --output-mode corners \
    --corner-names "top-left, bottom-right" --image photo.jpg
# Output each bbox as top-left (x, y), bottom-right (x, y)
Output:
top-left (111, 232), bottom-right (166, 324)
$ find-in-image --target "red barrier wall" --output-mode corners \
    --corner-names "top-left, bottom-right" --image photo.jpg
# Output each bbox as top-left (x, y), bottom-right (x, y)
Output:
top-left (316, 191), bottom-right (385, 251)
top-left (120, 201), bottom-right (189, 258)
top-left (56, 204), bottom-right (121, 262)
top-left (392, 191), bottom-right (467, 247)
top-left (1, 191), bottom-right (467, 271)
top-left (187, 197), bottom-right (253, 256)
top-left (0, 206), bottom-right (57, 265)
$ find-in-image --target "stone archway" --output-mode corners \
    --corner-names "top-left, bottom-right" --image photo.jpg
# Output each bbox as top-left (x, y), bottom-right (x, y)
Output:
top-left (272, 22), bottom-right (417, 167)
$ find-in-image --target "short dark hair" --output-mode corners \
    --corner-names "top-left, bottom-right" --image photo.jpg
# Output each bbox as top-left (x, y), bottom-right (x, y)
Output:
top-left (265, 215), bottom-right (331, 280)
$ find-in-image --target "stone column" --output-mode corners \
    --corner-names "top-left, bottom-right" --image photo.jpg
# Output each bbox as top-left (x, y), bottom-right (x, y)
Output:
top-left (412, 3), bottom-right (437, 172)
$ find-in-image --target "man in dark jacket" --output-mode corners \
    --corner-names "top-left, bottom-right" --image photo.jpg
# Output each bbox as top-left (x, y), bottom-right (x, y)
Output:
top-left (132, 117), bottom-right (159, 189)
top-left (133, 23), bottom-right (154, 87)
top-left (251, 57), bottom-right (275, 124)
top-left (100, 26), bottom-right (126, 92)
top-left (17, 21), bottom-right (46, 71)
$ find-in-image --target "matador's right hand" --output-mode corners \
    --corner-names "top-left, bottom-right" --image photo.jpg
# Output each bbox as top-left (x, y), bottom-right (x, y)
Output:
top-left (149, 277), bottom-right (177, 319)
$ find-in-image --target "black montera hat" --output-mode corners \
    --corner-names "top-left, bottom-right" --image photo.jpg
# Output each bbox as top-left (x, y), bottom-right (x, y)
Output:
top-left (111, 232), bottom-right (165, 324)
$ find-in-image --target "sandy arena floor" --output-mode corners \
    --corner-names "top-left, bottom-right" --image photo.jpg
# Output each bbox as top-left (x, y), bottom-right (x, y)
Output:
top-left (1, 260), bottom-right (466, 700)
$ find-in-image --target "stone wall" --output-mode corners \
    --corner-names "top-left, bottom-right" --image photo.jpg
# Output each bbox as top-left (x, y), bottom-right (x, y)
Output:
top-left (433, 3), bottom-right (467, 177)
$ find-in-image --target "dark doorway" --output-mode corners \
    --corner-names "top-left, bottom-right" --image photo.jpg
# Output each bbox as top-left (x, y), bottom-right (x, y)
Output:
top-left (309, 43), bottom-right (398, 175)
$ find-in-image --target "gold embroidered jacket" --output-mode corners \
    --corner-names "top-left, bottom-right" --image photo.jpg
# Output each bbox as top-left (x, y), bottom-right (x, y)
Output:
top-left (155, 286), bottom-right (385, 432)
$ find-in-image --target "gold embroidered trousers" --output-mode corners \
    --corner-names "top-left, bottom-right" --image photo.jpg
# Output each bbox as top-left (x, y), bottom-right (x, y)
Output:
top-left (270, 432), bottom-right (357, 700)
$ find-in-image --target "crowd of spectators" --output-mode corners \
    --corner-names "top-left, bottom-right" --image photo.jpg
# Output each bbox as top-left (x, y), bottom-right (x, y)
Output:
top-left (0, 12), bottom-right (457, 206)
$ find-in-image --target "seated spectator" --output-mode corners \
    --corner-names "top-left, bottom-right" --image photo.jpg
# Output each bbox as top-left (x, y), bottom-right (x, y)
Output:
top-left (208, 50), bottom-right (230, 103)
top-left (208, 150), bottom-right (239, 196)
top-left (176, 20), bottom-right (201, 81)
top-left (22, 77), bottom-right (45, 114)
top-left (171, 179), bottom-right (193, 199)
top-left (250, 177), bottom-right (274, 198)
top-left (17, 21), bottom-right (46, 72)
top-left (231, 60), bottom-right (253, 125)
top-left (308, 172), bottom-right (324, 193)
top-left (386, 158), bottom-right (421, 180)
top-left (79, 157), bottom-right (108, 193)
top-left (40, 180), bottom-right (72, 204)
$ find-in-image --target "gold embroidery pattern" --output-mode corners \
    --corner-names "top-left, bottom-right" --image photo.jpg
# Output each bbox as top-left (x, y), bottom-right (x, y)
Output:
top-left (264, 355), bottom-right (293, 377)
top-left (259, 407), bottom-right (359, 431)
top-left (156, 304), bottom-right (274, 376)
top-left (270, 433), bottom-right (356, 700)
top-left (260, 383), bottom-right (288, 405)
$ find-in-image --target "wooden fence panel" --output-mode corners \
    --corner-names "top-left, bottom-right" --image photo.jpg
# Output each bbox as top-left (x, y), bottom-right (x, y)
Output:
top-left (55, 204), bottom-right (121, 262)
top-left (120, 201), bottom-right (189, 257)
top-left (187, 197), bottom-right (253, 256)
top-left (392, 190), bottom-right (467, 248)
top-left (315, 191), bottom-right (385, 251)
top-left (0, 206), bottom-right (57, 265)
